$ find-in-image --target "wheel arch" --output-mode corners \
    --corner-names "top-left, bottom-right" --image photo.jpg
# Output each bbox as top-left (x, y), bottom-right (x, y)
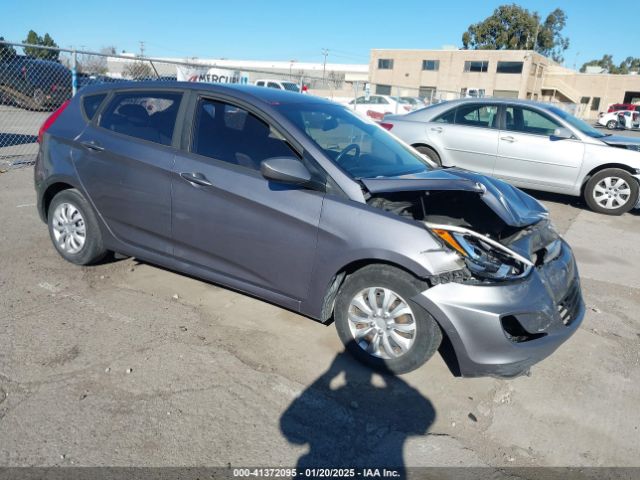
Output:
top-left (318, 258), bottom-right (430, 324)
top-left (411, 142), bottom-right (441, 157)
top-left (580, 163), bottom-right (639, 192)
top-left (40, 181), bottom-right (76, 221)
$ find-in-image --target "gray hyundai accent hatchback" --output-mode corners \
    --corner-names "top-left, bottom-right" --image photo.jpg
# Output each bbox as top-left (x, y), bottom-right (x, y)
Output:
top-left (34, 82), bottom-right (584, 376)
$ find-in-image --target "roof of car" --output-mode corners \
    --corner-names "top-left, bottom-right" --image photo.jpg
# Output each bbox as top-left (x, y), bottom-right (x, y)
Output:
top-left (433, 97), bottom-right (555, 108)
top-left (78, 80), bottom-right (330, 106)
top-left (401, 96), bottom-right (565, 119)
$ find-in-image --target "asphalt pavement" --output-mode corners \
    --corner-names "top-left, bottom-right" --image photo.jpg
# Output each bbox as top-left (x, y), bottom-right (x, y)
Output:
top-left (1, 164), bottom-right (639, 470)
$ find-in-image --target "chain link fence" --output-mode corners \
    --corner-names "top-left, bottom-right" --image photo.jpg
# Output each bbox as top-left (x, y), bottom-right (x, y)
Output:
top-left (1, 40), bottom-right (357, 168)
top-left (1, 40), bottom-right (583, 170)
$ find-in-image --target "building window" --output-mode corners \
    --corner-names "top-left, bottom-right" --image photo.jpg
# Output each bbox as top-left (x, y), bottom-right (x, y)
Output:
top-left (463, 61), bottom-right (489, 73)
top-left (377, 59), bottom-right (394, 70)
top-left (422, 60), bottom-right (439, 71)
top-left (497, 61), bottom-right (523, 74)
top-left (419, 86), bottom-right (436, 100)
top-left (591, 97), bottom-right (601, 111)
top-left (375, 84), bottom-right (391, 95)
top-left (494, 90), bottom-right (519, 99)
top-left (580, 97), bottom-right (590, 105)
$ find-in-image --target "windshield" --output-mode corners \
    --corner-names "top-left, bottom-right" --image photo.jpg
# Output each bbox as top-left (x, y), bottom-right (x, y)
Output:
top-left (276, 103), bottom-right (432, 179)
top-left (544, 105), bottom-right (607, 138)
top-left (281, 82), bottom-right (300, 92)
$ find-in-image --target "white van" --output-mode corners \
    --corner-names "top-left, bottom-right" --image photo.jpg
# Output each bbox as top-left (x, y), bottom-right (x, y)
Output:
top-left (254, 79), bottom-right (301, 92)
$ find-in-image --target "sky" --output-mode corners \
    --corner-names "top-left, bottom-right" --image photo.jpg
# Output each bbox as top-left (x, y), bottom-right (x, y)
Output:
top-left (2, 0), bottom-right (639, 69)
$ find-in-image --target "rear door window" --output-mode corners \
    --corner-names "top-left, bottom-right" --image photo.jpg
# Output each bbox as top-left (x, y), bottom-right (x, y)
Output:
top-left (433, 107), bottom-right (456, 124)
top-left (99, 91), bottom-right (182, 146)
top-left (454, 104), bottom-right (498, 128)
top-left (82, 93), bottom-right (107, 120)
top-left (267, 82), bottom-right (282, 89)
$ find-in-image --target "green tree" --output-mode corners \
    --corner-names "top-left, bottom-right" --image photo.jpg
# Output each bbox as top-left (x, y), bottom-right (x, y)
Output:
top-left (462, 4), bottom-right (570, 63)
top-left (580, 55), bottom-right (640, 74)
top-left (0, 36), bottom-right (17, 61)
top-left (23, 30), bottom-right (59, 61)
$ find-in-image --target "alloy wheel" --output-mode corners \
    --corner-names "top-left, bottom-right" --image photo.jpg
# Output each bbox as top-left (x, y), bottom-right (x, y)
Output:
top-left (592, 176), bottom-right (631, 210)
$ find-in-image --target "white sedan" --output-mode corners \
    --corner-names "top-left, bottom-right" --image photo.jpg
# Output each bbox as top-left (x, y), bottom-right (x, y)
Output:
top-left (344, 95), bottom-right (412, 120)
top-left (597, 110), bottom-right (640, 130)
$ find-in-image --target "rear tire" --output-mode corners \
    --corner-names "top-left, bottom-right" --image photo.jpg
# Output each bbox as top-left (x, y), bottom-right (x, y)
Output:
top-left (47, 189), bottom-right (107, 265)
top-left (334, 264), bottom-right (442, 375)
top-left (584, 168), bottom-right (638, 215)
top-left (606, 120), bottom-right (617, 130)
top-left (414, 145), bottom-right (442, 166)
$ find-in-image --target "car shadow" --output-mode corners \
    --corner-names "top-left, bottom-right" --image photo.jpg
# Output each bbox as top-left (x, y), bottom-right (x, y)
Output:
top-left (521, 189), bottom-right (586, 210)
top-left (280, 345), bottom-right (436, 476)
top-left (523, 189), bottom-right (640, 217)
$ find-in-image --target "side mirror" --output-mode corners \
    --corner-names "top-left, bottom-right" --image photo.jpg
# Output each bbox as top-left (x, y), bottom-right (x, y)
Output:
top-left (261, 157), bottom-right (312, 185)
top-left (552, 127), bottom-right (573, 140)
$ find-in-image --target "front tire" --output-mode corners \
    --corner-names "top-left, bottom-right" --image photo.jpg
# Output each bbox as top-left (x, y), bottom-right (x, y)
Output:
top-left (606, 120), bottom-right (617, 130)
top-left (48, 189), bottom-right (107, 265)
top-left (334, 264), bottom-right (442, 374)
top-left (584, 168), bottom-right (638, 215)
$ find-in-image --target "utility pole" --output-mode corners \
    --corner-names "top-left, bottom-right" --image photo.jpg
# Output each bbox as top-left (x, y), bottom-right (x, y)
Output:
top-left (321, 48), bottom-right (329, 86)
top-left (139, 41), bottom-right (145, 57)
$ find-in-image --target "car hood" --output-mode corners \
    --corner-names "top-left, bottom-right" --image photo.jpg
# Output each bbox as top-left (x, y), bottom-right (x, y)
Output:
top-left (360, 168), bottom-right (548, 228)
top-left (601, 135), bottom-right (640, 150)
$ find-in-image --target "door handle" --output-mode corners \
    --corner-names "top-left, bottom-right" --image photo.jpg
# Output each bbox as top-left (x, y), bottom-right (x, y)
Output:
top-left (500, 136), bottom-right (516, 143)
top-left (430, 127), bottom-right (443, 133)
top-left (80, 141), bottom-right (104, 152)
top-left (180, 172), bottom-right (213, 187)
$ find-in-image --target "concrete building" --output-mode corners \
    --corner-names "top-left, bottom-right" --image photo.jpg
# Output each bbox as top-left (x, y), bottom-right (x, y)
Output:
top-left (369, 48), bottom-right (640, 119)
top-left (106, 54), bottom-right (368, 96)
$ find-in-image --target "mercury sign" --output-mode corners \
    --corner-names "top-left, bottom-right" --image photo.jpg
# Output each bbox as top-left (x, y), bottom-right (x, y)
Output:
top-left (176, 65), bottom-right (249, 84)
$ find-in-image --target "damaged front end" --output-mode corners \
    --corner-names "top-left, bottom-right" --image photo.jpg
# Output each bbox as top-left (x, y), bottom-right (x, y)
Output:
top-left (362, 168), bottom-right (555, 284)
top-left (362, 168), bottom-right (584, 377)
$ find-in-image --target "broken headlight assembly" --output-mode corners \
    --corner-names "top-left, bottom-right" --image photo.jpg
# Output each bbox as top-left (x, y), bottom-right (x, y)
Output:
top-left (426, 223), bottom-right (534, 281)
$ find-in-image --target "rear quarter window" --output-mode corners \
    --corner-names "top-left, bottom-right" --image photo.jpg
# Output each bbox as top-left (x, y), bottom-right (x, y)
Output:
top-left (81, 93), bottom-right (107, 120)
top-left (99, 91), bottom-right (182, 146)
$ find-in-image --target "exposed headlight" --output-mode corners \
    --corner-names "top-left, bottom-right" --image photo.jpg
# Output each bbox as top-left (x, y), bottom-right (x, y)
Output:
top-left (426, 223), bottom-right (533, 281)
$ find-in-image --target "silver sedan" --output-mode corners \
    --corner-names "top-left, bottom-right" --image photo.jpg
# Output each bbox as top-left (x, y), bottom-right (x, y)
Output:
top-left (384, 98), bottom-right (640, 215)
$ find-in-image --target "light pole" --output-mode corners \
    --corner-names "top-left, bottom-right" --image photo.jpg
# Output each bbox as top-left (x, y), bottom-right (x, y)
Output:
top-left (321, 48), bottom-right (329, 86)
top-left (289, 59), bottom-right (296, 79)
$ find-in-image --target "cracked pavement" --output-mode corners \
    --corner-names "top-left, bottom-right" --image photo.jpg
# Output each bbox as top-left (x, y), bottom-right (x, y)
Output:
top-left (1, 166), bottom-right (639, 469)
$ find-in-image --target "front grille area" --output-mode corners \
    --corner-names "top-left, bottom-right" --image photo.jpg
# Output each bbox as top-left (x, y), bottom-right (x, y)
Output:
top-left (557, 281), bottom-right (581, 326)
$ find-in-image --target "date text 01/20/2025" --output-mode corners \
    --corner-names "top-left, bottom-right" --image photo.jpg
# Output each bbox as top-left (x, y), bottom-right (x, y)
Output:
top-left (232, 468), bottom-right (401, 477)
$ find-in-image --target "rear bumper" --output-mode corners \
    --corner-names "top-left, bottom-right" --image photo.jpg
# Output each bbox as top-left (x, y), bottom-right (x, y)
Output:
top-left (412, 241), bottom-right (584, 377)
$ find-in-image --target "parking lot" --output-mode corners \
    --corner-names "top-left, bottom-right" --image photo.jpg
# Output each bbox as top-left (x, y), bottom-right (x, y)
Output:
top-left (1, 136), bottom-right (639, 472)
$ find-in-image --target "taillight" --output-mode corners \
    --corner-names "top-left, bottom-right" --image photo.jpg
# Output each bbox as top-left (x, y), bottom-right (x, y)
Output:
top-left (403, 105), bottom-right (411, 111)
top-left (366, 110), bottom-right (384, 120)
top-left (38, 100), bottom-right (70, 143)
top-left (379, 122), bottom-right (394, 130)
